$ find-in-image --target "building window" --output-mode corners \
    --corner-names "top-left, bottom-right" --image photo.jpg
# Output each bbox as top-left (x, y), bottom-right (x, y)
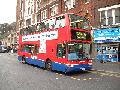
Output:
top-left (65, 0), bottom-right (75, 10)
top-left (31, 5), bottom-right (34, 14)
top-left (20, 0), bottom-right (23, 11)
top-left (37, 14), bottom-right (40, 22)
top-left (107, 9), bottom-right (113, 25)
top-left (100, 11), bottom-right (106, 25)
top-left (50, 5), bottom-right (58, 17)
top-left (85, 0), bottom-right (90, 3)
top-left (26, 19), bottom-right (31, 26)
top-left (99, 5), bottom-right (120, 26)
top-left (28, 7), bottom-right (30, 15)
top-left (115, 7), bottom-right (120, 24)
top-left (19, 22), bottom-right (22, 28)
top-left (41, 9), bottom-right (47, 20)
top-left (20, 0), bottom-right (23, 19)
top-left (36, 0), bottom-right (40, 12)
top-left (20, 12), bottom-right (23, 20)
top-left (25, 0), bottom-right (34, 16)
top-left (31, 0), bottom-right (34, 14)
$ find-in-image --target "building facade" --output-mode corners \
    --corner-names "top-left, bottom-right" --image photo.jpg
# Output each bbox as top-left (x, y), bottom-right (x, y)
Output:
top-left (1, 30), bottom-right (17, 47)
top-left (16, 0), bottom-right (120, 30)
top-left (91, 0), bottom-right (120, 29)
top-left (92, 0), bottom-right (120, 62)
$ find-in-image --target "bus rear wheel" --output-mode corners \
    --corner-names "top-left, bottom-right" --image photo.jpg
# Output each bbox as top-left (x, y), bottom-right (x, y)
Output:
top-left (45, 60), bottom-right (52, 71)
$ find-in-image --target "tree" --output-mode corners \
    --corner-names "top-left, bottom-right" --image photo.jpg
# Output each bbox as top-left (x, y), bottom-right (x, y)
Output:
top-left (0, 22), bottom-right (16, 40)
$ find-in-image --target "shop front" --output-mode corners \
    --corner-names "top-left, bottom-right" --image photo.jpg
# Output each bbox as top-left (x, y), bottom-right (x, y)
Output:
top-left (93, 27), bottom-right (120, 62)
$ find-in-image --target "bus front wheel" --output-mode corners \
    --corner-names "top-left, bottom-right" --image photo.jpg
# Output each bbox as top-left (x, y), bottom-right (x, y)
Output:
top-left (45, 60), bottom-right (52, 71)
top-left (22, 56), bottom-right (26, 64)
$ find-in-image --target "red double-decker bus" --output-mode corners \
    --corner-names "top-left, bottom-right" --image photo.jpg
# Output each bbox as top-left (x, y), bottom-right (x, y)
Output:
top-left (18, 13), bottom-right (92, 72)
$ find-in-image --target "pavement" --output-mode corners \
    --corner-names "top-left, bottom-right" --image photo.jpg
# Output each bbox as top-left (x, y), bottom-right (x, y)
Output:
top-left (92, 60), bottom-right (120, 73)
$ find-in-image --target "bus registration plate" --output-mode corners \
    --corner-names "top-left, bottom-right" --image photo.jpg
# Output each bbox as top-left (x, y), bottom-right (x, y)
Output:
top-left (80, 68), bottom-right (85, 70)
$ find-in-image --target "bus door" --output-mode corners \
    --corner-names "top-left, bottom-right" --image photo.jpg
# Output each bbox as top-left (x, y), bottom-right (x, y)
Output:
top-left (56, 43), bottom-right (67, 70)
top-left (57, 43), bottom-right (66, 59)
top-left (31, 44), bottom-right (39, 60)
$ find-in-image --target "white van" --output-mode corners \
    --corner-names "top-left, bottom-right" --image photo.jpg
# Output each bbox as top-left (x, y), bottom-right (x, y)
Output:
top-left (0, 45), bottom-right (8, 53)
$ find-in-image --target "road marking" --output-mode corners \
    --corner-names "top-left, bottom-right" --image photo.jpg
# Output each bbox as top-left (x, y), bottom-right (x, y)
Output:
top-left (56, 78), bottom-right (59, 80)
top-left (100, 75), bottom-right (104, 77)
top-left (83, 79), bottom-right (87, 80)
top-left (56, 73), bottom-right (59, 75)
top-left (115, 75), bottom-right (120, 78)
top-left (90, 70), bottom-right (120, 78)
top-left (109, 74), bottom-right (114, 76)
top-left (71, 77), bottom-right (77, 80)
top-left (59, 74), bottom-right (63, 76)
top-left (97, 70), bottom-right (105, 72)
top-left (55, 72), bottom-right (101, 81)
top-left (89, 78), bottom-right (92, 80)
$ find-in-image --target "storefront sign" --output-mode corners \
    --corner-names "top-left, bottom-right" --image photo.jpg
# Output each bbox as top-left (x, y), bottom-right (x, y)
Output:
top-left (93, 28), bottom-right (120, 43)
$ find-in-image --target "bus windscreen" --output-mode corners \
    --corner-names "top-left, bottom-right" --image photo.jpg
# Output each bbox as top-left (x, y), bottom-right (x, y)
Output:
top-left (67, 43), bottom-right (91, 60)
top-left (69, 14), bottom-right (90, 30)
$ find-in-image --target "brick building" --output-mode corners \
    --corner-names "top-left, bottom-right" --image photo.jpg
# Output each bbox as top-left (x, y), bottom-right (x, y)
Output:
top-left (92, 0), bottom-right (120, 62)
top-left (16, 0), bottom-right (93, 31)
top-left (91, 0), bottom-right (120, 28)
top-left (16, 0), bottom-right (120, 31)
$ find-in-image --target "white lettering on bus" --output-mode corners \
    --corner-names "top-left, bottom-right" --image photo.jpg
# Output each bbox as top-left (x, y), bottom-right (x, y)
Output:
top-left (31, 55), bottom-right (37, 59)
top-left (22, 30), bottom-right (58, 42)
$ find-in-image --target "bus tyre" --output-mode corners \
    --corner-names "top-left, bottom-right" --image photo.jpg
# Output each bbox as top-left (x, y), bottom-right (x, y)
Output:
top-left (45, 60), bottom-right (52, 71)
top-left (22, 56), bottom-right (26, 64)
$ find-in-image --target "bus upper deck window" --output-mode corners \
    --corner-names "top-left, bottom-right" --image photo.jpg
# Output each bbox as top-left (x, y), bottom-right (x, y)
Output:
top-left (37, 22), bottom-right (45, 32)
top-left (49, 19), bottom-right (55, 29)
top-left (20, 29), bottom-right (25, 35)
top-left (55, 16), bottom-right (65, 28)
top-left (69, 14), bottom-right (90, 30)
top-left (28, 26), bottom-right (35, 34)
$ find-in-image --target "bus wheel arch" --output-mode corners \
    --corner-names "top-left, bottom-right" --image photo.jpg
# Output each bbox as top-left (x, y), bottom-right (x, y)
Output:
top-left (45, 58), bottom-right (52, 71)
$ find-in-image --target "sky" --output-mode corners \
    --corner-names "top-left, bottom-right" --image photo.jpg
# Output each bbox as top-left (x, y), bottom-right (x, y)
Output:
top-left (0, 0), bottom-right (17, 24)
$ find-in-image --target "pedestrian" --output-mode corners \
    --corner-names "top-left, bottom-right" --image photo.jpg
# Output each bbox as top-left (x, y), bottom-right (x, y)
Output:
top-left (7, 46), bottom-right (11, 53)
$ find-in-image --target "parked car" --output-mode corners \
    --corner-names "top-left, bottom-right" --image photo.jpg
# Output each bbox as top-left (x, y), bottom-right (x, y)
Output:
top-left (0, 45), bottom-right (8, 53)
